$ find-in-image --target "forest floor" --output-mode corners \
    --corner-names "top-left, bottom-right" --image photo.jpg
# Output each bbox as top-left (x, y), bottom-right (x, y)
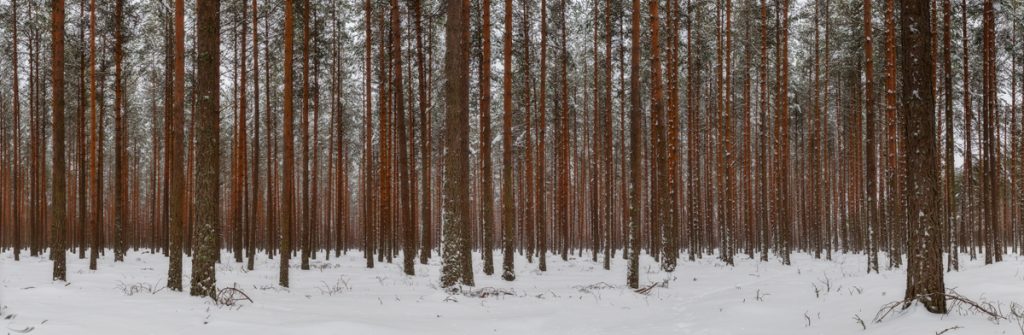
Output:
top-left (2, 249), bottom-right (1023, 335)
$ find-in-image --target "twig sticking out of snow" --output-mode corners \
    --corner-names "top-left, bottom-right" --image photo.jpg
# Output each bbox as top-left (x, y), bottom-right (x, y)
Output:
top-left (853, 314), bottom-right (866, 330)
top-left (317, 277), bottom-right (353, 296)
top-left (934, 325), bottom-right (963, 335)
top-left (574, 282), bottom-right (615, 293)
top-left (115, 281), bottom-right (165, 296)
top-left (634, 279), bottom-right (669, 295)
top-left (464, 287), bottom-right (517, 298)
top-left (216, 286), bottom-right (253, 306)
top-left (874, 291), bottom-right (1002, 323)
top-left (1007, 303), bottom-right (1024, 335)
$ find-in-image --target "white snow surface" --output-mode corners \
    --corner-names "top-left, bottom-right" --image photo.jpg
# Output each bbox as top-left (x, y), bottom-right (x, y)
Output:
top-left (2, 250), bottom-right (1023, 335)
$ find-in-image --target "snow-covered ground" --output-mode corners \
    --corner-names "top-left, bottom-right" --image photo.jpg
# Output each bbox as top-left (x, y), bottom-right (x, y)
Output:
top-left (2, 249), bottom-right (1022, 335)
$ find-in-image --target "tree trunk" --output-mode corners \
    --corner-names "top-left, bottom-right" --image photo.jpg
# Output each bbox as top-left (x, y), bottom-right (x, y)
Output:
top-left (500, 0), bottom-right (516, 281)
top-left (864, 0), bottom-right (879, 273)
top-left (440, 0), bottom-right (475, 288)
top-left (190, 0), bottom-right (221, 299)
top-left (480, 0), bottom-right (495, 276)
top-left (51, 0), bottom-right (67, 281)
top-left (626, 0), bottom-right (642, 290)
top-left (301, 0), bottom-right (313, 271)
top-left (281, 0), bottom-right (296, 287)
top-left (416, 0), bottom-right (432, 265)
top-left (88, 0), bottom-right (99, 270)
top-left (901, 0), bottom-right (947, 314)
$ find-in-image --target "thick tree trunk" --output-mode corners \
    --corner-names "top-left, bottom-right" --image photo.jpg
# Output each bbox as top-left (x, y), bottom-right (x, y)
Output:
top-left (901, 0), bottom-right (946, 314)
top-left (167, 0), bottom-right (186, 292)
top-left (440, 0), bottom-right (474, 288)
top-left (190, 0), bottom-right (221, 299)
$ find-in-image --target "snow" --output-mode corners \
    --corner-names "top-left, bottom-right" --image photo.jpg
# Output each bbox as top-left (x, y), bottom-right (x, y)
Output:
top-left (3, 250), bottom-right (1024, 335)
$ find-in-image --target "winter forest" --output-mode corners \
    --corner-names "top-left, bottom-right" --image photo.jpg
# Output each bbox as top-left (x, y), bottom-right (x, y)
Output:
top-left (2, 0), bottom-right (1024, 333)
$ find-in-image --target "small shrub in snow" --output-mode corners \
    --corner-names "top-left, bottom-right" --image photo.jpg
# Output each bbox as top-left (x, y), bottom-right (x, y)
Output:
top-left (115, 281), bottom-right (165, 296)
top-left (215, 286), bottom-right (253, 307)
top-left (317, 277), bottom-right (352, 296)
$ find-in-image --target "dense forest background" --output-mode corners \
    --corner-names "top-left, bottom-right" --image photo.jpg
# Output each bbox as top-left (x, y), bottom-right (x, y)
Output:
top-left (0, 0), bottom-right (1022, 313)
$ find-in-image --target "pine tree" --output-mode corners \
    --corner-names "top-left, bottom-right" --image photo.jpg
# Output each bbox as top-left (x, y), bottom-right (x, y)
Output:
top-left (88, 0), bottom-right (100, 270)
top-left (440, 0), bottom-right (475, 288)
top-left (480, 0), bottom-right (495, 276)
top-left (190, 0), bottom-right (222, 299)
top-left (112, 0), bottom-right (126, 263)
top-left (775, 0), bottom-right (791, 266)
top-left (864, 0), bottom-right (879, 273)
top-left (391, 0), bottom-right (415, 276)
top-left (981, 0), bottom-right (1000, 265)
top-left (301, 0), bottom-right (313, 271)
top-left (901, 0), bottom-right (946, 314)
top-left (416, 0), bottom-right (432, 265)
top-left (233, 0), bottom-right (250, 265)
top-left (626, 0), bottom-right (642, 290)
top-left (602, 0), bottom-right (615, 270)
top-left (649, 0), bottom-right (667, 269)
top-left (557, 0), bottom-right (569, 262)
top-left (363, 0), bottom-right (376, 269)
top-left (537, 0), bottom-right (549, 272)
top-left (500, 0), bottom-right (516, 281)
top-left (249, 0), bottom-right (260, 271)
top-left (884, 0), bottom-right (901, 268)
top-left (51, 0), bottom-right (67, 281)
top-left (282, 0), bottom-right (297, 286)
top-left (166, 0), bottom-right (186, 291)
top-left (76, 0), bottom-right (87, 261)
top-left (687, 0), bottom-right (700, 262)
top-left (941, 0), bottom-right (955, 271)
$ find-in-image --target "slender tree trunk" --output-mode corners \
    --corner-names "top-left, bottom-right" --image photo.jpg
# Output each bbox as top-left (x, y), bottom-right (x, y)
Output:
top-left (537, 0), bottom-right (549, 272)
top-left (864, 0), bottom-right (879, 273)
top-left (363, 0), bottom-right (376, 269)
top-left (87, 0), bottom-right (99, 270)
top-left (388, 0), bottom-right (414, 276)
top-left (981, 0), bottom-right (1000, 264)
top-left (500, 0), bottom-right (516, 281)
top-left (111, 0), bottom-right (125, 262)
top-left (558, 0), bottom-right (569, 262)
top-left (51, 0), bottom-right (67, 281)
top-left (77, 0), bottom-right (87, 260)
top-left (301, 0), bottom-right (313, 271)
top-left (885, 0), bottom-right (901, 268)
top-left (416, 0), bottom-right (432, 265)
top-left (649, 0), bottom-right (667, 269)
top-left (687, 0), bottom-right (700, 262)
top-left (480, 0), bottom-right (495, 276)
top-left (249, 0), bottom-right (260, 271)
top-left (941, 0), bottom-right (956, 271)
top-left (166, 0), bottom-right (186, 291)
top-left (626, 0), bottom-right (642, 290)
top-left (233, 0), bottom-right (249, 265)
top-left (281, 0), bottom-right (296, 286)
